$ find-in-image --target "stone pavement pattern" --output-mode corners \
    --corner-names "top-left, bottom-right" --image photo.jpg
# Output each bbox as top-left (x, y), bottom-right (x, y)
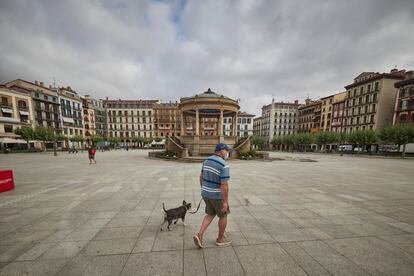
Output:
top-left (0, 150), bottom-right (414, 275)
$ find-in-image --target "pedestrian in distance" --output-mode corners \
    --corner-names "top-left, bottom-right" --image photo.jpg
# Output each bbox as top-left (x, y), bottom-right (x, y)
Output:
top-left (88, 144), bottom-right (97, 164)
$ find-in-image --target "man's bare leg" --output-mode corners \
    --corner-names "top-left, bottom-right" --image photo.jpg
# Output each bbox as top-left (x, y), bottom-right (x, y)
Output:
top-left (217, 215), bottom-right (227, 241)
top-left (198, 214), bottom-right (215, 239)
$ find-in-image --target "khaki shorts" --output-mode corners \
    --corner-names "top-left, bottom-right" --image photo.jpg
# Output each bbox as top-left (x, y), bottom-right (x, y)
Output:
top-left (203, 197), bottom-right (230, 218)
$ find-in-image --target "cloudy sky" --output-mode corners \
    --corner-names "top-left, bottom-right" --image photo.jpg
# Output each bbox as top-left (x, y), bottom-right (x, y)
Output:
top-left (1, 0), bottom-right (414, 115)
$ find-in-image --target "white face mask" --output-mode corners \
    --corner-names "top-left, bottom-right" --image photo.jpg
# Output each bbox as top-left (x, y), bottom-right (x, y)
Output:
top-left (224, 152), bottom-right (229, 160)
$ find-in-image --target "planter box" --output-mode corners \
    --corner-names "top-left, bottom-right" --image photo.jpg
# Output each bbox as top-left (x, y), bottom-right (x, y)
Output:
top-left (0, 170), bottom-right (14, 193)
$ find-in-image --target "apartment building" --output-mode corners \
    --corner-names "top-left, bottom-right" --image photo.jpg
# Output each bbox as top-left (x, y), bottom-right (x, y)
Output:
top-left (0, 86), bottom-right (35, 137)
top-left (104, 99), bottom-right (159, 144)
top-left (331, 92), bottom-right (347, 133)
top-left (153, 102), bottom-right (180, 138)
top-left (394, 72), bottom-right (414, 124)
top-left (56, 87), bottom-right (83, 147)
top-left (4, 80), bottom-right (61, 133)
top-left (83, 95), bottom-right (107, 138)
top-left (343, 69), bottom-right (406, 133)
top-left (320, 92), bottom-right (347, 132)
top-left (253, 116), bottom-right (264, 137)
top-left (223, 111), bottom-right (255, 138)
top-left (298, 99), bottom-right (321, 133)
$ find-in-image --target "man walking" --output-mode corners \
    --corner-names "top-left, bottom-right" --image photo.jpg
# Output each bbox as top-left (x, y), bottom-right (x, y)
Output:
top-left (193, 143), bottom-right (232, 248)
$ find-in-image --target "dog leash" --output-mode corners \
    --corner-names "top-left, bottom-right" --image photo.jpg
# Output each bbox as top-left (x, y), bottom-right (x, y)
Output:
top-left (189, 198), bottom-right (203, 214)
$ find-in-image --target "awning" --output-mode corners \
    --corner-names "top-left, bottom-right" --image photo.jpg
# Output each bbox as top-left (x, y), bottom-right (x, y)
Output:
top-left (0, 138), bottom-right (27, 144)
top-left (63, 117), bottom-right (75, 123)
top-left (1, 107), bottom-right (13, 113)
top-left (19, 110), bottom-right (30, 116)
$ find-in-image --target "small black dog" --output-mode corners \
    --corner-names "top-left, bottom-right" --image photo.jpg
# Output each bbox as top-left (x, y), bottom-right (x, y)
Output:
top-left (160, 200), bottom-right (191, 231)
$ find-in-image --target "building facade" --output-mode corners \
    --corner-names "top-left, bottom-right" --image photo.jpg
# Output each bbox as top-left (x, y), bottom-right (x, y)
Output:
top-left (320, 95), bottom-right (334, 131)
top-left (104, 99), bottom-right (159, 145)
top-left (331, 92), bottom-right (347, 133)
top-left (57, 87), bottom-right (83, 148)
top-left (4, 80), bottom-right (61, 133)
top-left (253, 116), bottom-right (264, 137)
top-left (320, 92), bottom-right (347, 132)
top-left (298, 99), bottom-right (321, 133)
top-left (0, 86), bottom-right (35, 137)
top-left (257, 99), bottom-right (299, 144)
top-left (223, 111), bottom-right (254, 138)
top-left (343, 69), bottom-right (406, 133)
top-left (83, 95), bottom-right (107, 138)
top-left (394, 73), bottom-right (414, 124)
top-left (236, 112), bottom-right (255, 138)
top-left (153, 102), bottom-right (180, 138)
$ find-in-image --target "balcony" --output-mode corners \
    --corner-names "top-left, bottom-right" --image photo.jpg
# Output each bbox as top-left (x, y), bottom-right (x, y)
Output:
top-left (0, 116), bottom-right (20, 123)
top-left (396, 104), bottom-right (414, 112)
top-left (1, 103), bottom-right (12, 108)
top-left (18, 106), bottom-right (29, 111)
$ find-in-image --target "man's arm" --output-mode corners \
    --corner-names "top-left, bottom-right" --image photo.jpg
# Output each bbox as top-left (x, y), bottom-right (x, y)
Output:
top-left (221, 180), bottom-right (229, 213)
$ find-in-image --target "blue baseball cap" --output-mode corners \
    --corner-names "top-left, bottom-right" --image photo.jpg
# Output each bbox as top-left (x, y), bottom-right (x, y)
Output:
top-left (215, 143), bottom-right (231, 152)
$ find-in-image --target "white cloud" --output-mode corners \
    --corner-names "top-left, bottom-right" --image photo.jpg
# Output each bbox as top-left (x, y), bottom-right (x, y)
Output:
top-left (1, 0), bottom-right (414, 116)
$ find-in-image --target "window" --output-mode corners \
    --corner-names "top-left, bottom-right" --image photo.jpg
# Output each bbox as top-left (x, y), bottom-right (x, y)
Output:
top-left (1, 97), bottom-right (8, 106)
top-left (44, 95), bottom-right (48, 100)
top-left (400, 114), bottom-right (407, 123)
top-left (374, 82), bottom-right (379, 90)
top-left (4, 125), bottom-right (13, 132)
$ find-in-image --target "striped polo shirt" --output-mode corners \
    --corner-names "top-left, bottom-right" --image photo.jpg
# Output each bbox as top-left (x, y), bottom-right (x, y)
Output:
top-left (201, 154), bottom-right (230, 199)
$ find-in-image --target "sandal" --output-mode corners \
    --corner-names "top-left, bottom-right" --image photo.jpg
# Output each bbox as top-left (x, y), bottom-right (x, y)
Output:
top-left (215, 237), bottom-right (232, 246)
top-left (193, 234), bottom-right (203, 249)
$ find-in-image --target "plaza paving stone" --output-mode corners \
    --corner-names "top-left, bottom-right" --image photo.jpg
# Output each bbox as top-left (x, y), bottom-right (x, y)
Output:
top-left (0, 150), bottom-right (414, 275)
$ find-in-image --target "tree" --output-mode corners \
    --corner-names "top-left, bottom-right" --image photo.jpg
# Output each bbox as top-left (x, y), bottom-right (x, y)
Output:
top-left (270, 136), bottom-right (282, 150)
top-left (337, 132), bottom-right (348, 155)
top-left (378, 126), bottom-right (393, 145)
top-left (251, 135), bottom-right (265, 150)
top-left (348, 130), bottom-right (377, 155)
top-left (14, 126), bottom-right (34, 149)
top-left (388, 124), bottom-right (414, 158)
top-left (109, 137), bottom-right (121, 148)
top-left (34, 127), bottom-right (55, 152)
top-left (315, 132), bottom-right (338, 153)
top-left (154, 137), bottom-right (163, 143)
top-left (90, 135), bottom-right (103, 146)
top-left (281, 135), bottom-right (294, 152)
top-left (132, 136), bottom-right (145, 148)
top-left (338, 132), bottom-right (348, 145)
top-left (302, 133), bottom-right (315, 152)
top-left (53, 134), bottom-right (65, 156)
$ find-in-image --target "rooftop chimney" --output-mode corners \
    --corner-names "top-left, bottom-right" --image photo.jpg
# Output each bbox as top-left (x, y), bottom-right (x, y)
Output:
top-left (35, 81), bottom-right (39, 85)
top-left (390, 68), bottom-right (398, 73)
top-left (294, 100), bottom-right (298, 104)
top-left (40, 82), bottom-right (44, 87)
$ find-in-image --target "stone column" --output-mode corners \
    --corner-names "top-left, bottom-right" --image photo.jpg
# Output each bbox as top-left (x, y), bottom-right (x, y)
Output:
top-left (232, 113), bottom-right (237, 136)
top-left (180, 111), bottom-right (185, 136)
top-left (195, 108), bottom-right (200, 136)
top-left (218, 109), bottom-right (223, 136)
